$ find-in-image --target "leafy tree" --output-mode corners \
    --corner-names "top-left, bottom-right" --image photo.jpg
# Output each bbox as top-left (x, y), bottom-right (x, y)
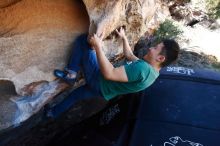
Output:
top-left (152, 19), bottom-right (183, 46)
top-left (206, 0), bottom-right (220, 19)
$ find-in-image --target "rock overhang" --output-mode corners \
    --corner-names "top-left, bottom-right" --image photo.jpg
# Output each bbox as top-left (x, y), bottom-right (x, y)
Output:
top-left (0, 0), bottom-right (170, 131)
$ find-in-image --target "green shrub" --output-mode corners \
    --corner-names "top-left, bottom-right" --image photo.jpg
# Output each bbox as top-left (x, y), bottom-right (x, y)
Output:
top-left (152, 19), bottom-right (183, 46)
top-left (212, 62), bottom-right (220, 70)
top-left (206, 0), bottom-right (220, 19)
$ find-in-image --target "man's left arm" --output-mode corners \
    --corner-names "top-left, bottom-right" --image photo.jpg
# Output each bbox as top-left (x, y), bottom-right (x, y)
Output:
top-left (89, 34), bottom-right (128, 82)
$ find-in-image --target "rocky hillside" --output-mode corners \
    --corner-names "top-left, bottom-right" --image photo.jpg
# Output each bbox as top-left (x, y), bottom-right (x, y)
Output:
top-left (167, 0), bottom-right (220, 71)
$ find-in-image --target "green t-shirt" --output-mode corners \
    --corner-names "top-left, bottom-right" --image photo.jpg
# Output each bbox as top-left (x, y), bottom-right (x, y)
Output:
top-left (99, 59), bottom-right (159, 100)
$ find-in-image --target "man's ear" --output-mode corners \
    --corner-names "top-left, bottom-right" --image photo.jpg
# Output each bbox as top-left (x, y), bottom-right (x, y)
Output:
top-left (157, 55), bottom-right (165, 63)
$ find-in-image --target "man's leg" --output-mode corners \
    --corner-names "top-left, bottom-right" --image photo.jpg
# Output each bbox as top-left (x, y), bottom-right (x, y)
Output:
top-left (67, 34), bottom-right (90, 72)
top-left (68, 33), bottom-right (102, 94)
top-left (48, 85), bottom-right (103, 118)
top-left (54, 34), bottom-right (89, 82)
top-left (48, 35), bottom-right (104, 118)
top-left (81, 41), bottom-right (102, 94)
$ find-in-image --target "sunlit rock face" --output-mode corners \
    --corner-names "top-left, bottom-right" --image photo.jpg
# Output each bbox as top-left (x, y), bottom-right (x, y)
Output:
top-left (0, 0), bottom-right (89, 94)
top-left (0, 0), bottom-right (170, 132)
top-left (0, 0), bottom-right (21, 8)
top-left (0, 0), bottom-right (89, 131)
top-left (83, 0), bottom-right (170, 57)
top-left (0, 0), bottom-right (169, 95)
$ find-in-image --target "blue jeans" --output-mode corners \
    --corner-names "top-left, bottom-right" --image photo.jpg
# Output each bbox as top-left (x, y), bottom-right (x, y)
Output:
top-left (49, 34), bottom-right (104, 118)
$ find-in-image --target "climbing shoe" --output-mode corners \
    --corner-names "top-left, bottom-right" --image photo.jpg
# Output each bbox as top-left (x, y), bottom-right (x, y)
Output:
top-left (54, 69), bottom-right (76, 84)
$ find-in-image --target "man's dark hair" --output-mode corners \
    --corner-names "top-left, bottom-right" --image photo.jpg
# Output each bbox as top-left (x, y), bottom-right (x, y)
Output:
top-left (133, 36), bottom-right (151, 58)
top-left (134, 38), bottom-right (180, 67)
top-left (160, 39), bottom-right (180, 67)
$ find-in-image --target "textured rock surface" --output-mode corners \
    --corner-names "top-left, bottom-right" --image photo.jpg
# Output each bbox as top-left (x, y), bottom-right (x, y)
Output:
top-left (0, 0), bottom-right (21, 8)
top-left (83, 0), bottom-right (170, 57)
top-left (0, 0), bottom-right (169, 94)
top-left (0, 0), bottom-right (89, 94)
top-left (0, 0), bottom-right (90, 132)
top-left (0, 0), bottom-right (170, 134)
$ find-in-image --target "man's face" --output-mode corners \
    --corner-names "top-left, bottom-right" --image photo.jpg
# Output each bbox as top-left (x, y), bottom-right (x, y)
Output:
top-left (144, 42), bottom-right (165, 64)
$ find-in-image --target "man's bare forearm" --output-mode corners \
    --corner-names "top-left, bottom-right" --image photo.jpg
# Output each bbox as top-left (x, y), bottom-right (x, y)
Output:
top-left (122, 37), bottom-right (138, 61)
top-left (116, 27), bottom-right (138, 61)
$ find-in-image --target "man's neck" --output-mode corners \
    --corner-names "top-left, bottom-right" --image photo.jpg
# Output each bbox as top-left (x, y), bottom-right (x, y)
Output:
top-left (143, 58), bottom-right (161, 72)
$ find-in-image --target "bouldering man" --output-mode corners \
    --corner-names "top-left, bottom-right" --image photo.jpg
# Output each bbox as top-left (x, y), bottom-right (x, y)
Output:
top-left (47, 27), bottom-right (180, 118)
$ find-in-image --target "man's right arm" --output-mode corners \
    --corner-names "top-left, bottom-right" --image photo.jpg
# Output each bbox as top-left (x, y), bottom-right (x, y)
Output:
top-left (122, 36), bottom-right (139, 61)
top-left (89, 34), bottom-right (128, 82)
top-left (116, 28), bottom-right (139, 61)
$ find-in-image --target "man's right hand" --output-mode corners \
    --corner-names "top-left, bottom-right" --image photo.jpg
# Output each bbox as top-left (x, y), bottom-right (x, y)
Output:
top-left (116, 27), bottom-right (126, 40)
top-left (116, 27), bottom-right (139, 61)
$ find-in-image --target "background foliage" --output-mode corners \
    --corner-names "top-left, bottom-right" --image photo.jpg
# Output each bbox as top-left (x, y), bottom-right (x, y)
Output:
top-left (206, 0), bottom-right (220, 19)
top-left (153, 19), bottom-right (183, 46)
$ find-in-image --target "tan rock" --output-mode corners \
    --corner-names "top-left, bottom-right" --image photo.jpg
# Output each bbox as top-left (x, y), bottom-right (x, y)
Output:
top-left (0, 0), bottom-right (170, 95)
top-left (83, 0), bottom-right (170, 58)
top-left (0, 0), bottom-right (89, 94)
top-left (0, 0), bottom-right (21, 8)
top-left (0, 0), bottom-right (170, 129)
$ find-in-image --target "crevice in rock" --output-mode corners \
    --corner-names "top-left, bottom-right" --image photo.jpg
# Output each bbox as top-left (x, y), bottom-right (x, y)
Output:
top-left (0, 0), bottom-right (21, 8)
top-left (0, 0), bottom-right (91, 135)
top-left (0, 80), bottom-right (17, 96)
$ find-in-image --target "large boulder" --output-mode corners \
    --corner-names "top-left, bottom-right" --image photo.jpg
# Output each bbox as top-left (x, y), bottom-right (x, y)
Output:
top-left (0, 0), bottom-right (21, 8)
top-left (0, 0), bottom-right (90, 94)
top-left (83, 0), bottom-right (170, 56)
top-left (0, 0), bottom-right (170, 132)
